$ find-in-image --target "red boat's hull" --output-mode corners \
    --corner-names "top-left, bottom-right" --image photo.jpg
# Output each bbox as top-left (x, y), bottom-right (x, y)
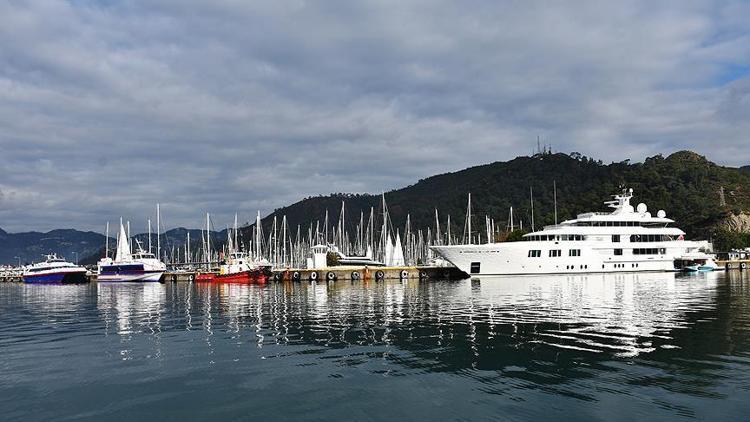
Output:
top-left (197, 269), bottom-right (268, 284)
top-left (195, 273), bottom-right (217, 282)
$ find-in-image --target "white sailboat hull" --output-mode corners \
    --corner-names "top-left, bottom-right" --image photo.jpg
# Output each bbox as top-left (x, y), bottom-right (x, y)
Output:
top-left (97, 271), bottom-right (164, 282)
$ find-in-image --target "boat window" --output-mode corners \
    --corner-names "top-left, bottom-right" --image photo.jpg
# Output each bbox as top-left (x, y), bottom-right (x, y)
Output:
top-left (569, 249), bottom-right (580, 257)
top-left (633, 248), bottom-right (659, 255)
top-left (612, 235), bottom-right (620, 243)
top-left (549, 250), bottom-right (561, 257)
top-left (528, 250), bottom-right (541, 258)
top-left (614, 249), bottom-right (623, 256)
top-left (470, 262), bottom-right (481, 274)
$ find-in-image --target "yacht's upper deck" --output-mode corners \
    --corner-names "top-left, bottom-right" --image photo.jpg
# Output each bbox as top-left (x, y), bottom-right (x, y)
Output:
top-left (523, 188), bottom-right (685, 238)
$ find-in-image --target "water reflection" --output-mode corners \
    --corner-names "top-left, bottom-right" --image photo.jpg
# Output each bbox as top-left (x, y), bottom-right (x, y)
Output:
top-left (2, 271), bottom-right (750, 420)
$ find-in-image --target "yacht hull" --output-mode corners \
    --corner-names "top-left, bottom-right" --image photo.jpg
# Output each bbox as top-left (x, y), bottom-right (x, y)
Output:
top-left (432, 244), bottom-right (677, 276)
top-left (23, 270), bottom-right (88, 284)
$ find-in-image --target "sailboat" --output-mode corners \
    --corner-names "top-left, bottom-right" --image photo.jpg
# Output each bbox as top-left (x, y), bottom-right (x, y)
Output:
top-left (97, 220), bottom-right (166, 282)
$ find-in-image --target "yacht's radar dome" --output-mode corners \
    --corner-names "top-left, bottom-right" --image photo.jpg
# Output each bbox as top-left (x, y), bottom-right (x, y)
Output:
top-left (636, 203), bottom-right (648, 214)
top-left (657, 210), bottom-right (666, 218)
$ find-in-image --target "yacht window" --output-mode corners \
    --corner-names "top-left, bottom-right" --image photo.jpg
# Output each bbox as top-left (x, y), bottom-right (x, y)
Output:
top-left (528, 250), bottom-right (541, 258)
top-left (569, 249), bottom-right (580, 257)
top-left (614, 249), bottom-right (623, 256)
top-left (549, 250), bottom-right (561, 257)
top-left (633, 248), bottom-right (659, 255)
top-left (470, 262), bottom-right (481, 274)
top-left (612, 235), bottom-right (620, 243)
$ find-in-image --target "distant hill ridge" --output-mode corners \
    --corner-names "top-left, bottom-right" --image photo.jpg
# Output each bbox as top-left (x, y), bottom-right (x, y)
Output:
top-left (0, 227), bottom-right (223, 265)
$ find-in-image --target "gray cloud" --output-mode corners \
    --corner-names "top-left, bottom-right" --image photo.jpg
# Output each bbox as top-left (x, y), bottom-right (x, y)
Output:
top-left (0, 0), bottom-right (749, 232)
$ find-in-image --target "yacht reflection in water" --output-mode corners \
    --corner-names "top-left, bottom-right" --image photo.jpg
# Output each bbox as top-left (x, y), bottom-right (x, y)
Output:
top-left (184, 272), bottom-right (723, 362)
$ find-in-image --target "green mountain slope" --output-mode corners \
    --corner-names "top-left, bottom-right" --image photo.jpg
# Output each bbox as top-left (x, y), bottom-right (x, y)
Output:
top-left (255, 151), bottom-right (750, 248)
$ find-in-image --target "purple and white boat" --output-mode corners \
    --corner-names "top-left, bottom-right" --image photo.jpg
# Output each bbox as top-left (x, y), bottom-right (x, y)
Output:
top-left (22, 254), bottom-right (89, 284)
top-left (97, 221), bottom-right (166, 282)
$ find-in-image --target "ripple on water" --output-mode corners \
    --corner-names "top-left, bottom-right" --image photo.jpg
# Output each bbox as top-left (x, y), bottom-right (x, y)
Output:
top-left (1, 271), bottom-right (750, 420)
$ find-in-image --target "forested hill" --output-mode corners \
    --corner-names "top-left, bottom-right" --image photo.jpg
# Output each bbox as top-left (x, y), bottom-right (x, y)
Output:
top-left (256, 151), bottom-right (750, 244)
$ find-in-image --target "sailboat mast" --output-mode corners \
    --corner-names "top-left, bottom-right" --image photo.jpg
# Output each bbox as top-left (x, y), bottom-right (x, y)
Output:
top-left (156, 203), bottom-right (161, 261)
top-left (255, 211), bottom-right (262, 260)
top-left (206, 212), bottom-right (211, 265)
top-left (105, 221), bottom-right (109, 258)
top-left (148, 219), bottom-right (152, 254)
top-left (530, 187), bottom-right (535, 232)
top-left (234, 213), bottom-right (238, 252)
top-left (447, 215), bottom-right (452, 245)
top-left (467, 193), bottom-right (472, 244)
top-left (553, 180), bottom-right (558, 225)
top-left (434, 209), bottom-right (441, 246)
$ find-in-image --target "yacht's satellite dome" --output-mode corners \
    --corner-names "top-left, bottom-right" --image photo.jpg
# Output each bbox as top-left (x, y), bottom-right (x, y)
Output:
top-left (636, 203), bottom-right (648, 214)
top-left (657, 210), bottom-right (666, 218)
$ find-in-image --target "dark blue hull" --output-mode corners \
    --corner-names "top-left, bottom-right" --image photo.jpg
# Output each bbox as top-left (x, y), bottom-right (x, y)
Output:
top-left (23, 271), bottom-right (89, 284)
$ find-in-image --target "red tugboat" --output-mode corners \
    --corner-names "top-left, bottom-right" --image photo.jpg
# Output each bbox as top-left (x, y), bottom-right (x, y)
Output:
top-left (196, 251), bottom-right (271, 283)
top-left (195, 212), bottom-right (272, 283)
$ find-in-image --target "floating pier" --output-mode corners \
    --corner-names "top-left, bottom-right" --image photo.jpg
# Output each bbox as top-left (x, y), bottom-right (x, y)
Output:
top-left (158, 266), bottom-right (466, 283)
top-left (269, 266), bottom-right (465, 282)
top-left (716, 260), bottom-right (750, 271)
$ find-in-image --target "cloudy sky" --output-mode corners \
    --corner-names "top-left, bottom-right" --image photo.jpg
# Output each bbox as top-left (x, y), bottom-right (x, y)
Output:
top-left (1, 0), bottom-right (749, 232)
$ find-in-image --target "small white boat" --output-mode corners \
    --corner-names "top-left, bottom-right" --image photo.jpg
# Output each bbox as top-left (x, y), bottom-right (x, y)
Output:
top-left (676, 252), bottom-right (718, 272)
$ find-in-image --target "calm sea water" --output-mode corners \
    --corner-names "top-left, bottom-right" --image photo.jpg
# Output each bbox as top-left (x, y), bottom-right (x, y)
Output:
top-left (2, 272), bottom-right (750, 421)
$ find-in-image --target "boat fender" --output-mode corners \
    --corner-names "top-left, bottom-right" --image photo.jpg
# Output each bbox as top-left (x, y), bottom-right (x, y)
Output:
top-left (292, 271), bottom-right (301, 281)
top-left (742, 263), bottom-right (748, 270)
top-left (171, 274), bottom-right (177, 282)
top-left (188, 274), bottom-right (195, 282)
top-left (375, 270), bottom-right (385, 280)
top-left (351, 271), bottom-right (360, 280)
top-left (726, 263), bottom-right (732, 270)
top-left (419, 271), bottom-right (427, 279)
top-left (400, 270), bottom-right (409, 279)
top-left (273, 273), bottom-right (282, 281)
top-left (326, 271), bottom-right (336, 281)
top-left (310, 271), bottom-right (318, 281)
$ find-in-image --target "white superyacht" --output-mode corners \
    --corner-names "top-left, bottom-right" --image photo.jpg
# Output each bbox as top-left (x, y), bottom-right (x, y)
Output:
top-left (431, 189), bottom-right (710, 276)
